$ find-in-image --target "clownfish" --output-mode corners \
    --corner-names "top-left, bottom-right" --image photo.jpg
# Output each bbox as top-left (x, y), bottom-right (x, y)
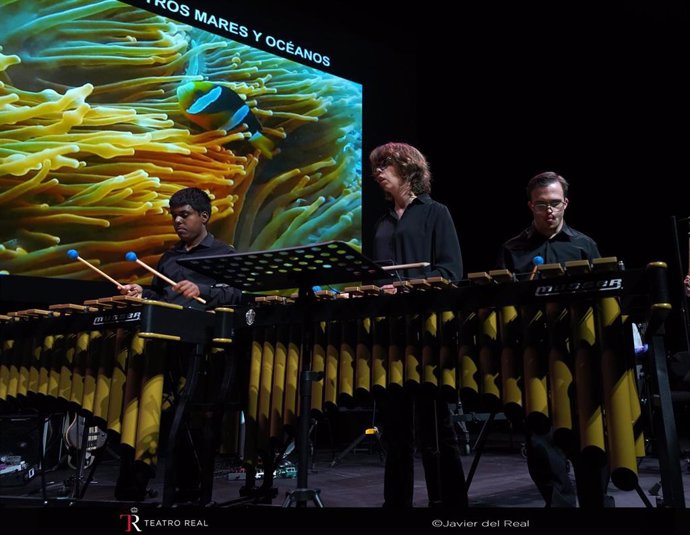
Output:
top-left (177, 81), bottom-right (274, 158)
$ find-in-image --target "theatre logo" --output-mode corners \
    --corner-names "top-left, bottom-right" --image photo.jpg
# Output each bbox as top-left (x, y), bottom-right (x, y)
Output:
top-left (120, 507), bottom-right (209, 532)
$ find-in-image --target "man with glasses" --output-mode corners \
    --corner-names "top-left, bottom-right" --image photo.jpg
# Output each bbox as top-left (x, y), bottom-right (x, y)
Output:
top-left (498, 171), bottom-right (608, 508)
top-left (499, 171), bottom-right (600, 277)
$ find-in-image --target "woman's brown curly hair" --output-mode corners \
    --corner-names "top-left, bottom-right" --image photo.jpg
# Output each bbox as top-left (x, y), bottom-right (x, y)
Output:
top-left (369, 142), bottom-right (431, 195)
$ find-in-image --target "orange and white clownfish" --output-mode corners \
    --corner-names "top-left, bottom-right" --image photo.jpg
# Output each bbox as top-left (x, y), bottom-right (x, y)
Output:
top-left (177, 81), bottom-right (274, 158)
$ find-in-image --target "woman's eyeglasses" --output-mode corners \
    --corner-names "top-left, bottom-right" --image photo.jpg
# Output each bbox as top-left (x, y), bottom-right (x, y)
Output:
top-left (374, 157), bottom-right (394, 171)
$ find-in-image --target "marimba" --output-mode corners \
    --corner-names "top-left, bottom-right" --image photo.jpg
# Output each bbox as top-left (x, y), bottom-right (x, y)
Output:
top-left (232, 260), bottom-right (683, 505)
top-left (0, 296), bottom-right (234, 504)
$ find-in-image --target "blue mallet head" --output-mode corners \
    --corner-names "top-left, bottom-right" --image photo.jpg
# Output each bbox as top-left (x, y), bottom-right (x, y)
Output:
top-left (533, 255), bottom-right (544, 266)
top-left (125, 251), bottom-right (138, 262)
top-left (67, 249), bottom-right (79, 260)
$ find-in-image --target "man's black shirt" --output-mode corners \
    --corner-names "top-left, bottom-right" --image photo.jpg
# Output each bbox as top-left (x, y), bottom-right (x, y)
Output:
top-left (143, 232), bottom-right (241, 309)
top-left (498, 223), bottom-right (601, 276)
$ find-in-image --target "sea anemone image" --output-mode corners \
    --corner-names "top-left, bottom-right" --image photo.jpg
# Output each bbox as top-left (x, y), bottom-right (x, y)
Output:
top-left (0, 0), bottom-right (362, 283)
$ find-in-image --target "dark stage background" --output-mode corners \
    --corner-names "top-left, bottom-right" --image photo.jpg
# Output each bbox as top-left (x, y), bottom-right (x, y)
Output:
top-left (353, 1), bottom-right (690, 274)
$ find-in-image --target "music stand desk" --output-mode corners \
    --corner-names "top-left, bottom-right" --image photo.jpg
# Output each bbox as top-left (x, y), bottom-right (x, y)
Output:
top-left (178, 241), bottom-right (388, 506)
top-left (177, 240), bottom-right (389, 292)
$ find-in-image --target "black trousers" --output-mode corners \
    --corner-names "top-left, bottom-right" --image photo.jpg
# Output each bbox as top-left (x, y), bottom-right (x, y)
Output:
top-left (380, 387), bottom-right (468, 508)
top-left (115, 344), bottom-right (227, 502)
top-left (526, 431), bottom-right (576, 507)
top-left (526, 430), bottom-right (611, 508)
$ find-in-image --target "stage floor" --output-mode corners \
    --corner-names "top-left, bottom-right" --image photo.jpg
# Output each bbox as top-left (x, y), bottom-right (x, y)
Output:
top-left (2, 443), bottom-right (690, 535)
top-left (2, 442), bottom-right (688, 509)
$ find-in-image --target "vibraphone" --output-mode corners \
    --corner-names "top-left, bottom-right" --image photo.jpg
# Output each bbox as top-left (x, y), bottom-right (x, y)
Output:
top-left (232, 260), bottom-right (685, 506)
top-left (0, 296), bottom-right (234, 505)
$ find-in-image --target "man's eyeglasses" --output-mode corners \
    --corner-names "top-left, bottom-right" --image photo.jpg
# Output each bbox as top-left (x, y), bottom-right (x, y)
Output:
top-left (532, 200), bottom-right (565, 212)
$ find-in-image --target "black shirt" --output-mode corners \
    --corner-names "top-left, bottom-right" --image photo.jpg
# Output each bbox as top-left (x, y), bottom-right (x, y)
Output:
top-left (373, 193), bottom-right (463, 282)
top-left (143, 232), bottom-right (241, 309)
top-left (498, 222), bottom-right (601, 276)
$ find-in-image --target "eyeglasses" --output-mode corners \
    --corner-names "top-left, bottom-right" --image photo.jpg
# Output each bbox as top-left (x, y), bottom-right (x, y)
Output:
top-left (374, 157), bottom-right (394, 171)
top-left (532, 200), bottom-right (565, 212)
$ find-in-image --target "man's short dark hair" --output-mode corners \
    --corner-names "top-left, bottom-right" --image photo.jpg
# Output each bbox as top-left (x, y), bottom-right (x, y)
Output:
top-left (169, 187), bottom-right (212, 217)
top-left (526, 171), bottom-right (569, 199)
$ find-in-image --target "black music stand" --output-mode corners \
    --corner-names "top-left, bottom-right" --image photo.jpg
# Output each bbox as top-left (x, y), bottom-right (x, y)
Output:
top-left (178, 240), bottom-right (389, 293)
top-left (179, 241), bottom-right (390, 507)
